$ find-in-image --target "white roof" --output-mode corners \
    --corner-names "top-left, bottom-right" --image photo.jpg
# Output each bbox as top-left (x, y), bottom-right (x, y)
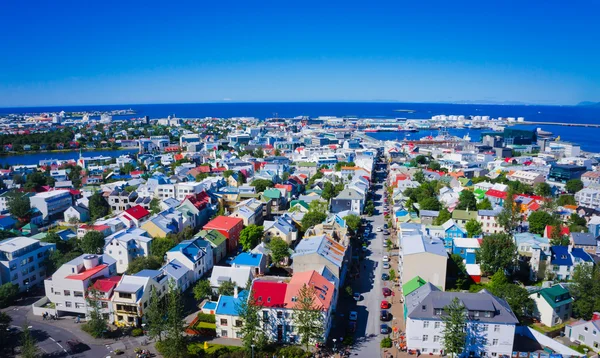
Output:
top-left (453, 238), bottom-right (480, 249)
top-left (0, 236), bottom-right (39, 253)
top-left (209, 266), bottom-right (253, 288)
top-left (465, 264), bottom-right (482, 276)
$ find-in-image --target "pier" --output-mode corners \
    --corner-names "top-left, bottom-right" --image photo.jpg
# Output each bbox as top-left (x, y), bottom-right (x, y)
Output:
top-left (518, 121), bottom-right (600, 128)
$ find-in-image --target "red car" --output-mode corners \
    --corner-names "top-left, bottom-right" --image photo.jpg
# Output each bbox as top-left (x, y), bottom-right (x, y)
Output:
top-left (381, 300), bottom-right (391, 309)
top-left (382, 287), bottom-right (392, 297)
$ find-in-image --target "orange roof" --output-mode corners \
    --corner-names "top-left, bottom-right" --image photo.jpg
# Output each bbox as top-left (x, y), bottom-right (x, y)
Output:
top-left (66, 264), bottom-right (108, 281)
top-left (563, 205), bottom-right (578, 210)
top-left (284, 270), bottom-right (334, 310)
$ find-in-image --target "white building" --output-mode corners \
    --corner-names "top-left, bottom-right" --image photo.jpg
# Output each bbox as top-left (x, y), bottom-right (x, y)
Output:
top-left (156, 182), bottom-right (205, 201)
top-left (166, 238), bottom-right (213, 284)
top-left (506, 170), bottom-right (545, 186)
top-left (576, 188), bottom-right (600, 209)
top-left (565, 314), bottom-right (600, 353)
top-left (0, 237), bottom-right (55, 292)
top-left (103, 228), bottom-right (153, 274)
top-left (530, 285), bottom-right (573, 327)
top-left (404, 284), bottom-right (518, 357)
top-left (30, 190), bottom-right (72, 221)
top-left (113, 269), bottom-right (169, 327)
top-left (43, 254), bottom-right (117, 317)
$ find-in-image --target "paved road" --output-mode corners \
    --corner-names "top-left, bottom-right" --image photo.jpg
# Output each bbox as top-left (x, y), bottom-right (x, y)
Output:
top-left (352, 173), bottom-right (388, 356)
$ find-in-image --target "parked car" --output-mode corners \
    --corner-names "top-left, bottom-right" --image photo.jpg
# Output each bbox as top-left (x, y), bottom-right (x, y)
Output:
top-left (381, 300), bottom-right (391, 309)
top-left (353, 293), bottom-right (362, 301)
top-left (349, 311), bottom-right (358, 321)
top-left (382, 256), bottom-right (390, 262)
top-left (383, 230), bottom-right (390, 235)
top-left (348, 321), bottom-right (357, 333)
top-left (383, 223), bottom-right (388, 229)
top-left (376, 226), bottom-right (382, 232)
top-left (380, 310), bottom-right (390, 321)
top-left (381, 273), bottom-right (390, 281)
top-left (382, 287), bottom-right (392, 297)
top-left (383, 262), bottom-right (390, 269)
top-left (380, 324), bottom-right (390, 334)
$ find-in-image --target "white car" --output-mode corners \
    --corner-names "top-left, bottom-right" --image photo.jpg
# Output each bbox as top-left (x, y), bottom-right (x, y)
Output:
top-left (382, 256), bottom-right (390, 262)
top-left (376, 227), bottom-right (382, 232)
top-left (383, 263), bottom-right (390, 269)
top-left (349, 311), bottom-right (358, 321)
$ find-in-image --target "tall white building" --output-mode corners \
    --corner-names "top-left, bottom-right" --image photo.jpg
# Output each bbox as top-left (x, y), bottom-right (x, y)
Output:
top-left (156, 182), bottom-right (205, 201)
top-left (103, 228), bottom-right (153, 274)
top-left (30, 190), bottom-right (72, 221)
top-left (0, 237), bottom-right (55, 292)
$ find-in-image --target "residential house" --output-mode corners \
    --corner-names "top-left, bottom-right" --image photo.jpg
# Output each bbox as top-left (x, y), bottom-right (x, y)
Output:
top-left (589, 216), bottom-right (600, 237)
top-left (262, 188), bottom-right (284, 213)
top-left (452, 238), bottom-right (480, 265)
top-left (107, 189), bottom-right (138, 213)
top-left (547, 246), bottom-right (593, 281)
top-left (64, 204), bottom-right (90, 223)
top-left (291, 234), bottom-right (349, 285)
top-left (576, 188), bottom-right (600, 210)
top-left (215, 290), bottom-right (247, 339)
top-left (176, 192), bottom-right (212, 229)
top-left (0, 237), bottom-right (55, 292)
top-left (141, 208), bottom-right (184, 238)
top-left (103, 228), bottom-right (153, 274)
top-left (230, 198), bottom-right (264, 226)
top-left (231, 252), bottom-right (267, 276)
top-left (530, 285), bottom-right (573, 327)
top-left (330, 187), bottom-right (364, 214)
top-left (119, 205), bottom-right (151, 228)
top-left (113, 269), bottom-right (169, 327)
top-left (161, 259), bottom-right (194, 291)
top-left (197, 229), bottom-right (228, 264)
top-left (166, 238), bottom-right (214, 284)
top-left (203, 216), bottom-right (244, 254)
top-left (478, 208), bottom-right (503, 235)
top-left (209, 265), bottom-right (253, 290)
top-left (451, 209), bottom-right (478, 229)
top-left (30, 190), bottom-right (72, 221)
top-left (571, 232), bottom-right (598, 255)
top-left (565, 313), bottom-right (600, 352)
top-left (263, 214), bottom-right (298, 244)
top-left (440, 219), bottom-right (467, 249)
top-left (507, 170), bottom-right (545, 186)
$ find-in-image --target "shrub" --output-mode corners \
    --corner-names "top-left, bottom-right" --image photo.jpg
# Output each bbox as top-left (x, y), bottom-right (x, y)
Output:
top-left (276, 346), bottom-right (310, 357)
top-left (195, 322), bottom-right (216, 330)
top-left (131, 328), bottom-right (143, 337)
top-left (197, 312), bottom-right (216, 323)
top-left (380, 337), bottom-right (392, 348)
top-left (342, 335), bottom-right (354, 346)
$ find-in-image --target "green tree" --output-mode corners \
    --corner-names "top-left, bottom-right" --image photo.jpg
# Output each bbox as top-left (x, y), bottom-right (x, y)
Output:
top-left (20, 324), bottom-right (39, 358)
top-left (456, 190), bottom-right (477, 211)
top-left (80, 231), bottom-right (105, 254)
top-left (534, 182), bottom-right (552, 197)
top-left (149, 198), bottom-right (161, 214)
top-left (550, 225), bottom-right (570, 246)
top-left (146, 288), bottom-right (167, 342)
top-left (0, 312), bottom-right (12, 352)
top-left (151, 236), bottom-right (177, 261)
top-left (476, 197), bottom-right (493, 210)
top-left (254, 148), bottom-right (264, 158)
top-left (301, 211), bottom-right (327, 231)
top-left (7, 191), bottom-right (31, 220)
top-left (89, 192), bottom-right (109, 219)
top-left (565, 179), bottom-right (584, 194)
top-left (0, 283), bottom-right (19, 308)
top-left (571, 265), bottom-right (600, 320)
top-left (126, 256), bottom-right (162, 274)
top-left (83, 287), bottom-right (108, 338)
top-left (528, 211), bottom-right (555, 235)
top-left (223, 170), bottom-right (234, 179)
top-left (281, 171), bottom-right (290, 181)
top-left (162, 281), bottom-right (186, 358)
top-left (193, 279), bottom-right (213, 301)
top-left (237, 291), bottom-right (268, 351)
top-left (218, 280), bottom-right (236, 296)
top-left (557, 195), bottom-right (576, 206)
top-left (294, 284), bottom-right (325, 350)
top-left (498, 189), bottom-right (520, 233)
top-left (485, 270), bottom-right (534, 321)
top-left (195, 173), bottom-right (208, 182)
top-left (477, 233), bottom-right (517, 276)
top-left (343, 214), bottom-right (361, 233)
top-left (250, 179), bottom-right (274, 193)
top-left (321, 182), bottom-right (336, 201)
top-left (419, 197), bottom-right (441, 211)
top-left (267, 237), bottom-right (290, 265)
top-left (389, 269), bottom-right (396, 282)
top-left (434, 208), bottom-right (452, 225)
top-left (568, 213), bottom-right (588, 233)
top-left (442, 297), bottom-right (467, 358)
top-left (239, 224), bottom-right (264, 251)
top-left (428, 161), bottom-right (441, 171)
top-left (413, 170), bottom-right (425, 183)
top-left (24, 171), bottom-right (48, 190)
top-left (465, 219), bottom-right (482, 238)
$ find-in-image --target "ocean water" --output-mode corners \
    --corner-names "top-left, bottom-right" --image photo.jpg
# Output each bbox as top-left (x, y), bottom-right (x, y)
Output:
top-left (0, 148), bottom-right (138, 167)
top-left (1, 102), bottom-right (599, 152)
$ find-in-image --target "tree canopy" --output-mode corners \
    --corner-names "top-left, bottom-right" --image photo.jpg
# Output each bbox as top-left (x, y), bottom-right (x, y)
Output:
top-left (80, 231), bottom-right (105, 254)
top-left (239, 225), bottom-right (264, 251)
top-left (534, 182), bottom-right (552, 197)
top-left (528, 211), bottom-right (555, 235)
top-left (477, 197), bottom-right (493, 210)
top-left (126, 256), bottom-right (163, 274)
top-left (343, 214), bottom-right (361, 232)
top-left (477, 233), bottom-right (517, 276)
top-left (267, 237), bottom-right (290, 265)
top-left (571, 265), bottom-right (600, 320)
top-left (565, 179), bottom-right (584, 194)
top-left (465, 219), bottom-right (482, 238)
top-left (89, 192), bottom-right (109, 220)
top-left (456, 190), bottom-right (477, 211)
top-left (250, 179), bottom-right (274, 193)
top-left (7, 191), bottom-right (31, 221)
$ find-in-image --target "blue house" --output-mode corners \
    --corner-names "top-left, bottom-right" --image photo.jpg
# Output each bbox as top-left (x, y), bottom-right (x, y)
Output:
top-left (441, 219), bottom-right (467, 249)
top-left (452, 238), bottom-right (480, 264)
top-left (0, 215), bottom-right (17, 230)
top-left (588, 216), bottom-right (600, 237)
top-left (230, 252), bottom-right (266, 275)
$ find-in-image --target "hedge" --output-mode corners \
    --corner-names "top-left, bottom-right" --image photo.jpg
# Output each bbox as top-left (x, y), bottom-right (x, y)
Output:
top-left (197, 312), bottom-right (216, 323)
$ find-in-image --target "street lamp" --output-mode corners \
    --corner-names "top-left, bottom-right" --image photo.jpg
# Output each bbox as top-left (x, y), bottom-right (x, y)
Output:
top-left (333, 338), bottom-right (337, 352)
top-left (251, 344), bottom-right (255, 358)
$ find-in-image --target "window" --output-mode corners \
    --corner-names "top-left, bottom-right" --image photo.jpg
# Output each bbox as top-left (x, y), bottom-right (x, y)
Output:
top-left (117, 315), bottom-right (123, 321)
top-left (434, 322), bottom-right (441, 329)
top-left (423, 321), bottom-right (429, 328)
top-left (262, 311), bottom-right (269, 322)
top-left (75, 303), bottom-right (85, 309)
top-left (423, 335), bottom-right (428, 342)
top-left (579, 334), bottom-right (585, 341)
top-left (65, 302), bottom-right (72, 307)
top-left (221, 330), bottom-right (228, 337)
top-left (434, 308), bottom-right (443, 315)
top-left (64, 290), bottom-right (71, 296)
top-left (585, 327), bottom-right (589, 332)
top-left (101, 302), bottom-right (108, 309)
top-left (422, 349), bottom-right (428, 353)
top-left (235, 332), bottom-right (243, 338)
top-left (235, 320), bottom-right (242, 327)
top-left (277, 311), bottom-right (283, 319)
top-left (119, 292), bottom-right (132, 299)
top-left (492, 339), bottom-right (498, 346)
top-left (220, 319), bottom-right (228, 326)
top-left (494, 325), bottom-right (500, 332)
top-left (484, 311), bottom-right (492, 318)
top-left (482, 324), bottom-right (488, 331)
top-left (74, 291), bottom-right (84, 297)
top-left (433, 336), bottom-right (440, 343)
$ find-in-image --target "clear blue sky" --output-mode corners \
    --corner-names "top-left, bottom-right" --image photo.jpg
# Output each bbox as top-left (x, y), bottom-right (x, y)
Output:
top-left (1, 0), bottom-right (598, 107)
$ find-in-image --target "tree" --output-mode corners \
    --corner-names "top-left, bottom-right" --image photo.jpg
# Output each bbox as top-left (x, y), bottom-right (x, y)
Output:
top-left (566, 179), bottom-right (584, 194)
top-left (434, 208), bottom-right (452, 225)
top-left (465, 219), bottom-right (482, 238)
top-left (195, 173), bottom-right (208, 182)
top-left (7, 191), bottom-right (31, 220)
top-left (309, 199), bottom-right (328, 214)
top-left (413, 170), bottom-right (425, 183)
top-left (498, 189), bottom-right (520, 233)
top-left (301, 211), bottom-right (327, 231)
top-left (254, 148), bottom-right (264, 158)
top-left (557, 195), bottom-right (576, 206)
top-left (419, 197), bottom-right (441, 211)
top-left (477, 233), bottom-right (517, 276)
top-left (83, 287), bottom-right (108, 338)
top-left (250, 179), bottom-right (274, 193)
top-left (568, 213), bottom-right (588, 233)
top-left (476, 197), bottom-right (493, 210)
top-left (294, 284), bottom-right (324, 350)
top-left (571, 265), bottom-right (600, 320)
top-left (0, 312), bottom-right (12, 352)
top-left (528, 211), bottom-right (555, 235)
top-left (146, 288), bottom-right (167, 342)
top-left (223, 170), bottom-right (234, 179)
top-left (126, 256), bottom-right (162, 274)
top-left (20, 324), bottom-right (39, 358)
top-left (428, 161), bottom-right (441, 171)
top-left (550, 225), bottom-right (570, 246)
top-left (149, 198), bottom-right (161, 214)
top-left (274, 149), bottom-right (281, 156)
top-left (343, 214), bottom-right (361, 233)
top-left (534, 182), bottom-right (552, 197)
top-left (80, 231), bottom-right (105, 254)
top-left (442, 297), bottom-right (467, 358)
top-left (89, 192), bottom-right (109, 219)
top-left (237, 291), bottom-right (268, 351)
top-left (151, 236), bottom-right (177, 261)
top-left (321, 182), bottom-right (336, 201)
top-left (0, 283), bottom-right (19, 308)
top-left (281, 171), bottom-right (290, 181)
top-left (267, 237), bottom-right (290, 265)
top-left (456, 190), bottom-right (477, 211)
top-left (218, 280), bottom-right (236, 296)
top-left (193, 279), bottom-right (213, 302)
top-left (24, 171), bottom-right (48, 190)
top-left (162, 281), bottom-right (186, 358)
top-left (239, 225), bottom-right (264, 251)
top-left (485, 270), bottom-right (534, 321)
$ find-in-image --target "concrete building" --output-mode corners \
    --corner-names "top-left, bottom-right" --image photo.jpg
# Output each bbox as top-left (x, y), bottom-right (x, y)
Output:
top-left (103, 228), bottom-right (153, 274)
top-left (530, 285), bottom-right (573, 327)
top-left (0, 237), bottom-right (55, 292)
top-left (576, 188), bottom-right (600, 209)
top-left (156, 182), bottom-right (205, 201)
top-left (166, 238), bottom-right (213, 285)
top-left (30, 190), bottom-right (72, 221)
top-left (506, 170), bottom-right (546, 186)
top-left (398, 223), bottom-right (447, 290)
top-left (113, 270), bottom-right (168, 327)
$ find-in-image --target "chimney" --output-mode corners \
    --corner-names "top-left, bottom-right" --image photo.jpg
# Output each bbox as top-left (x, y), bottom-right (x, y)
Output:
top-left (592, 312), bottom-right (600, 321)
top-left (234, 286), bottom-right (239, 298)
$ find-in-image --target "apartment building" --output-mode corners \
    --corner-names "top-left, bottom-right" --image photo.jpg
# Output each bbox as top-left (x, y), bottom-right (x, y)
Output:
top-left (575, 188), bottom-right (600, 209)
top-left (478, 208), bottom-right (503, 235)
top-left (506, 170), bottom-right (545, 186)
top-left (0, 237), bottom-right (55, 292)
top-left (156, 182), bottom-right (204, 201)
top-left (113, 270), bottom-right (168, 327)
top-left (166, 238), bottom-right (214, 286)
top-left (103, 228), bottom-right (153, 274)
top-left (30, 190), bottom-right (72, 221)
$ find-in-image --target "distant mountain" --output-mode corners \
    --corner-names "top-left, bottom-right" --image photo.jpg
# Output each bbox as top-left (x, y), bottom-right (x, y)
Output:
top-left (577, 101), bottom-right (600, 107)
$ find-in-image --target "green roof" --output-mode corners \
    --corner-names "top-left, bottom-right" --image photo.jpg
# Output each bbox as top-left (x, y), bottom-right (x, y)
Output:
top-left (474, 188), bottom-right (486, 199)
top-left (458, 178), bottom-right (472, 186)
top-left (452, 210), bottom-right (478, 221)
top-left (305, 189), bottom-right (323, 195)
top-left (403, 276), bottom-right (427, 296)
top-left (239, 193), bottom-right (261, 199)
top-left (198, 229), bottom-right (227, 247)
top-left (538, 285), bottom-right (573, 309)
top-left (290, 200), bottom-right (309, 210)
top-left (263, 188), bottom-right (282, 199)
top-left (295, 162), bottom-right (317, 167)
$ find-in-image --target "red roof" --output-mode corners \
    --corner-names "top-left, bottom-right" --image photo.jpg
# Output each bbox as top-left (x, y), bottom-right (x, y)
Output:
top-left (92, 276), bottom-right (121, 293)
top-left (275, 184), bottom-right (292, 192)
top-left (66, 264), bottom-right (108, 281)
top-left (203, 216), bottom-right (243, 232)
top-left (195, 166), bottom-right (211, 173)
top-left (211, 167), bottom-right (226, 173)
top-left (130, 170), bottom-right (144, 176)
top-left (528, 201), bottom-right (541, 211)
top-left (485, 189), bottom-right (507, 199)
top-left (545, 225), bottom-right (570, 238)
top-left (183, 191), bottom-right (210, 210)
top-left (252, 281), bottom-right (288, 308)
top-left (79, 224), bottom-right (111, 232)
top-left (124, 205), bottom-right (150, 220)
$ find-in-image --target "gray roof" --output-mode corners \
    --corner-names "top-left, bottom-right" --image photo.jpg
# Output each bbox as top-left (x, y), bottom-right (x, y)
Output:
top-left (335, 188), bottom-right (363, 200)
top-left (407, 289), bottom-right (519, 325)
top-left (572, 232), bottom-right (597, 246)
top-left (161, 259), bottom-right (189, 280)
top-left (419, 210), bottom-right (439, 218)
top-left (478, 208), bottom-right (502, 217)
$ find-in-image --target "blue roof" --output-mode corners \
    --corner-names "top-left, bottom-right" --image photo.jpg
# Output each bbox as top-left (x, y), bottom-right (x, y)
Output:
top-left (215, 291), bottom-right (248, 316)
top-left (571, 248), bottom-right (593, 262)
top-left (161, 259), bottom-right (189, 280)
top-left (231, 252), bottom-right (263, 267)
top-left (203, 301), bottom-right (217, 310)
top-left (550, 246), bottom-right (573, 266)
top-left (134, 269), bottom-right (163, 278)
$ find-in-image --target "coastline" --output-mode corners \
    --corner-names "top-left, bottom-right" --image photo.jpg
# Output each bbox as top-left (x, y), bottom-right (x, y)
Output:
top-left (0, 147), bottom-right (139, 157)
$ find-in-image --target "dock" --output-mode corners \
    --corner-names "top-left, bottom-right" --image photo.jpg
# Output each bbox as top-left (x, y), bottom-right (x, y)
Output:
top-left (518, 121), bottom-right (600, 128)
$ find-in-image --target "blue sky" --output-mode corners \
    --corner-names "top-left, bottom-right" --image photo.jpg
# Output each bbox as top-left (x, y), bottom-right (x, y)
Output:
top-left (1, 0), bottom-right (598, 106)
